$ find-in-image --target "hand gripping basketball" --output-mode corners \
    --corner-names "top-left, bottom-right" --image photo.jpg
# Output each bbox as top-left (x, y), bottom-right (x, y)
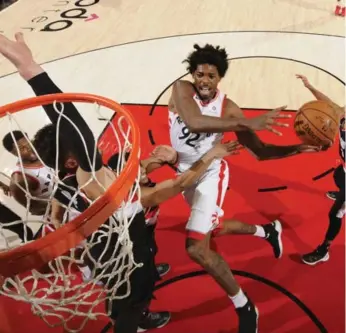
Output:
top-left (249, 106), bottom-right (291, 136)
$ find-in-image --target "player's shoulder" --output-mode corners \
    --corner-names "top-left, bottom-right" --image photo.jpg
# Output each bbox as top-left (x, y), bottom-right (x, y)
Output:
top-left (172, 80), bottom-right (195, 94)
top-left (222, 98), bottom-right (244, 118)
top-left (10, 169), bottom-right (39, 189)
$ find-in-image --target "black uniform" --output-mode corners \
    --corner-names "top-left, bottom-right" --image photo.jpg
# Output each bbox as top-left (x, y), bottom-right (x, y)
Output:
top-left (331, 117), bottom-right (345, 215)
top-left (325, 117), bottom-right (345, 243)
top-left (54, 167), bottom-right (157, 321)
top-left (28, 72), bottom-right (156, 333)
top-left (0, 202), bottom-right (34, 242)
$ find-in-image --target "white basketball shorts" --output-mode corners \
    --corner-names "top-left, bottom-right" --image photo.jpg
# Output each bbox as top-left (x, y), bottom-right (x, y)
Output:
top-left (181, 159), bottom-right (229, 240)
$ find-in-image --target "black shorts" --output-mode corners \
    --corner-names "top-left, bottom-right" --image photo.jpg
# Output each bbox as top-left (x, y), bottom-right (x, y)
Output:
top-left (87, 211), bottom-right (157, 318)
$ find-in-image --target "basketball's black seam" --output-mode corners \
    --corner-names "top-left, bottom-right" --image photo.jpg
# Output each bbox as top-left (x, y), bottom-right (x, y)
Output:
top-left (302, 107), bottom-right (339, 126)
top-left (299, 112), bottom-right (334, 141)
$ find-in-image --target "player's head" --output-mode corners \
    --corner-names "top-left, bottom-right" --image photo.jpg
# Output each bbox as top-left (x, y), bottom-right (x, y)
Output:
top-left (183, 44), bottom-right (229, 100)
top-left (2, 130), bottom-right (37, 162)
top-left (32, 124), bottom-right (78, 171)
top-left (108, 152), bottom-right (149, 185)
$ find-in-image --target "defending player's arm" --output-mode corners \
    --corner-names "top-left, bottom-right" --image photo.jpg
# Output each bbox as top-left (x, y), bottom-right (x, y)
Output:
top-left (0, 33), bottom-right (103, 177)
top-left (9, 173), bottom-right (46, 215)
top-left (140, 156), bottom-right (174, 174)
top-left (296, 74), bottom-right (345, 120)
top-left (50, 199), bottom-right (65, 229)
top-left (141, 141), bottom-right (240, 208)
top-left (141, 146), bottom-right (178, 174)
top-left (223, 99), bottom-right (321, 161)
top-left (172, 80), bottom-right (290, 135)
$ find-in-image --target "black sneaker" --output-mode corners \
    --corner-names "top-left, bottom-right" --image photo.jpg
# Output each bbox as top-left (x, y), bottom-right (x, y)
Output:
top-left (236, 299), bottom-right (259, 333)
top-left (156, 263), bottom-right (170, 277)
top-left (326, 191), bottom-right (338, 201)
top-left (263, 220), bottom-right (283, 259)
top-left (301, 244), bottom-right (329, 265)
top-left (137, 311), bottom-right (171, 332)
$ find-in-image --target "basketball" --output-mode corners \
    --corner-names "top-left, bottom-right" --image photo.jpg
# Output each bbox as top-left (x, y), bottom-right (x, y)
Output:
top-left (294, 100), bottom-right (340, 146)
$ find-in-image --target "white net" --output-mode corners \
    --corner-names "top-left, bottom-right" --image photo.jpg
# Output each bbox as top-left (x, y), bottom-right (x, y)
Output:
top-left (0, 98), bottom-right (142, 332)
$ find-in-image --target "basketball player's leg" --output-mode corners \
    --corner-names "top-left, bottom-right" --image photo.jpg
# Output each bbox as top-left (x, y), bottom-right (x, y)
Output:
top-left (184, 161), bottom-right (258, 332)
top-left (138, 224), bottom-right (171, 331)
top-left (214, 218), bottom-right (283, 258)
top-left (114, 303), bottom-right (147, 333)
top-left (302, 165), bottom-right (345, 265)
top-left (100, 212), bottom-right (157, 333)
top-left (107, 152), bottom-right (171, 330)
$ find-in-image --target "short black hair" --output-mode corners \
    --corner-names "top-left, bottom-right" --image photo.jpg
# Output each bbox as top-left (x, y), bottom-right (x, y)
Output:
top-left (2, 130), bottom-right (26, 152)
top-left (33, 124), bottom-right (67, 170)
top-left (183, 44), bottom-right (229, 78)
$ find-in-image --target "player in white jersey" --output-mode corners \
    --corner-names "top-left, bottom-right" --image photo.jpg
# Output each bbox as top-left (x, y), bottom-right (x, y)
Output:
top-left (296, 74), bottom-right (345, 265)
top-left (164, 44), bottom-right (327, 333)
top-left (2, 130), bottom-right (56, 240)
top-left (2, 131), bottom-right (53, 215)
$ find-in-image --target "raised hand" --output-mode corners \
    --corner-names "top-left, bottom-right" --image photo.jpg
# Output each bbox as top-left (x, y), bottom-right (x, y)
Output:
top-left (296, 74), bottom-right (313, 89)
top-left (0, 33), bottom-right (42, 80)
top-left (247, 106), bottom-right (291, 136)
top-left (0, 33), bottom-right (33, 67)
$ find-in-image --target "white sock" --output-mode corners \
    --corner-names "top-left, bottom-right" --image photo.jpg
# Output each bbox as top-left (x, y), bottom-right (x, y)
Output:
top-left (254, 225), bottom-right (266, 238)
top-left (229, 289), bottom-right (248, 308)
top-left (78, 265), bottom-right (92, 280)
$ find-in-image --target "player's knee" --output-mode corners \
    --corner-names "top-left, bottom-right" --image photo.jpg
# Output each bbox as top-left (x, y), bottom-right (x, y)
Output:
top-left (185, 238), bottom-right (210, 263)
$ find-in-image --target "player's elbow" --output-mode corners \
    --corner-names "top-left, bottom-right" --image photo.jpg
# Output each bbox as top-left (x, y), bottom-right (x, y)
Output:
top-left (184, 118), bottom-right (203, 133)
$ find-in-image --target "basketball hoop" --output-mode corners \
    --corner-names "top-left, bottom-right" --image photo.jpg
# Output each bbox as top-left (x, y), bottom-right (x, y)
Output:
top-left (0, 93), bottom-right (142, 332)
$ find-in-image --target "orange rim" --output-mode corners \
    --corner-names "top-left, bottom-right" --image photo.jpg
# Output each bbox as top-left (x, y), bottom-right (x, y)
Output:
top-left (0, 93), bottom-right (140, 278)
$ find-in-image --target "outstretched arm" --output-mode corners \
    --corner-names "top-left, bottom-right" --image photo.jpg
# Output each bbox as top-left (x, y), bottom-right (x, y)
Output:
top-left (141, 145), bottom-right (178, 174)
top-left (140, 141), bottom-right (240, 208)
top-left (224, 99), bottom-right (322, 161)
top-left (0, 33), bottom-right (102, 173)
top-left (171, 80), bottom-right (290, 135)
top-left (296, 74), bottom-right (344, 120)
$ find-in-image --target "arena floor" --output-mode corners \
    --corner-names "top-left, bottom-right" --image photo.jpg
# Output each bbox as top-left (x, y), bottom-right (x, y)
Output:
top-left (0, 1), bottom-right (345, 332)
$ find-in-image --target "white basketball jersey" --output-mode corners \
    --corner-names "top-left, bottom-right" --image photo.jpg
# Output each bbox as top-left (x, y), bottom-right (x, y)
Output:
top-left (11, 163), bottom-right (54, 200)
top-left (169, 90), bottom-right (225, 170)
